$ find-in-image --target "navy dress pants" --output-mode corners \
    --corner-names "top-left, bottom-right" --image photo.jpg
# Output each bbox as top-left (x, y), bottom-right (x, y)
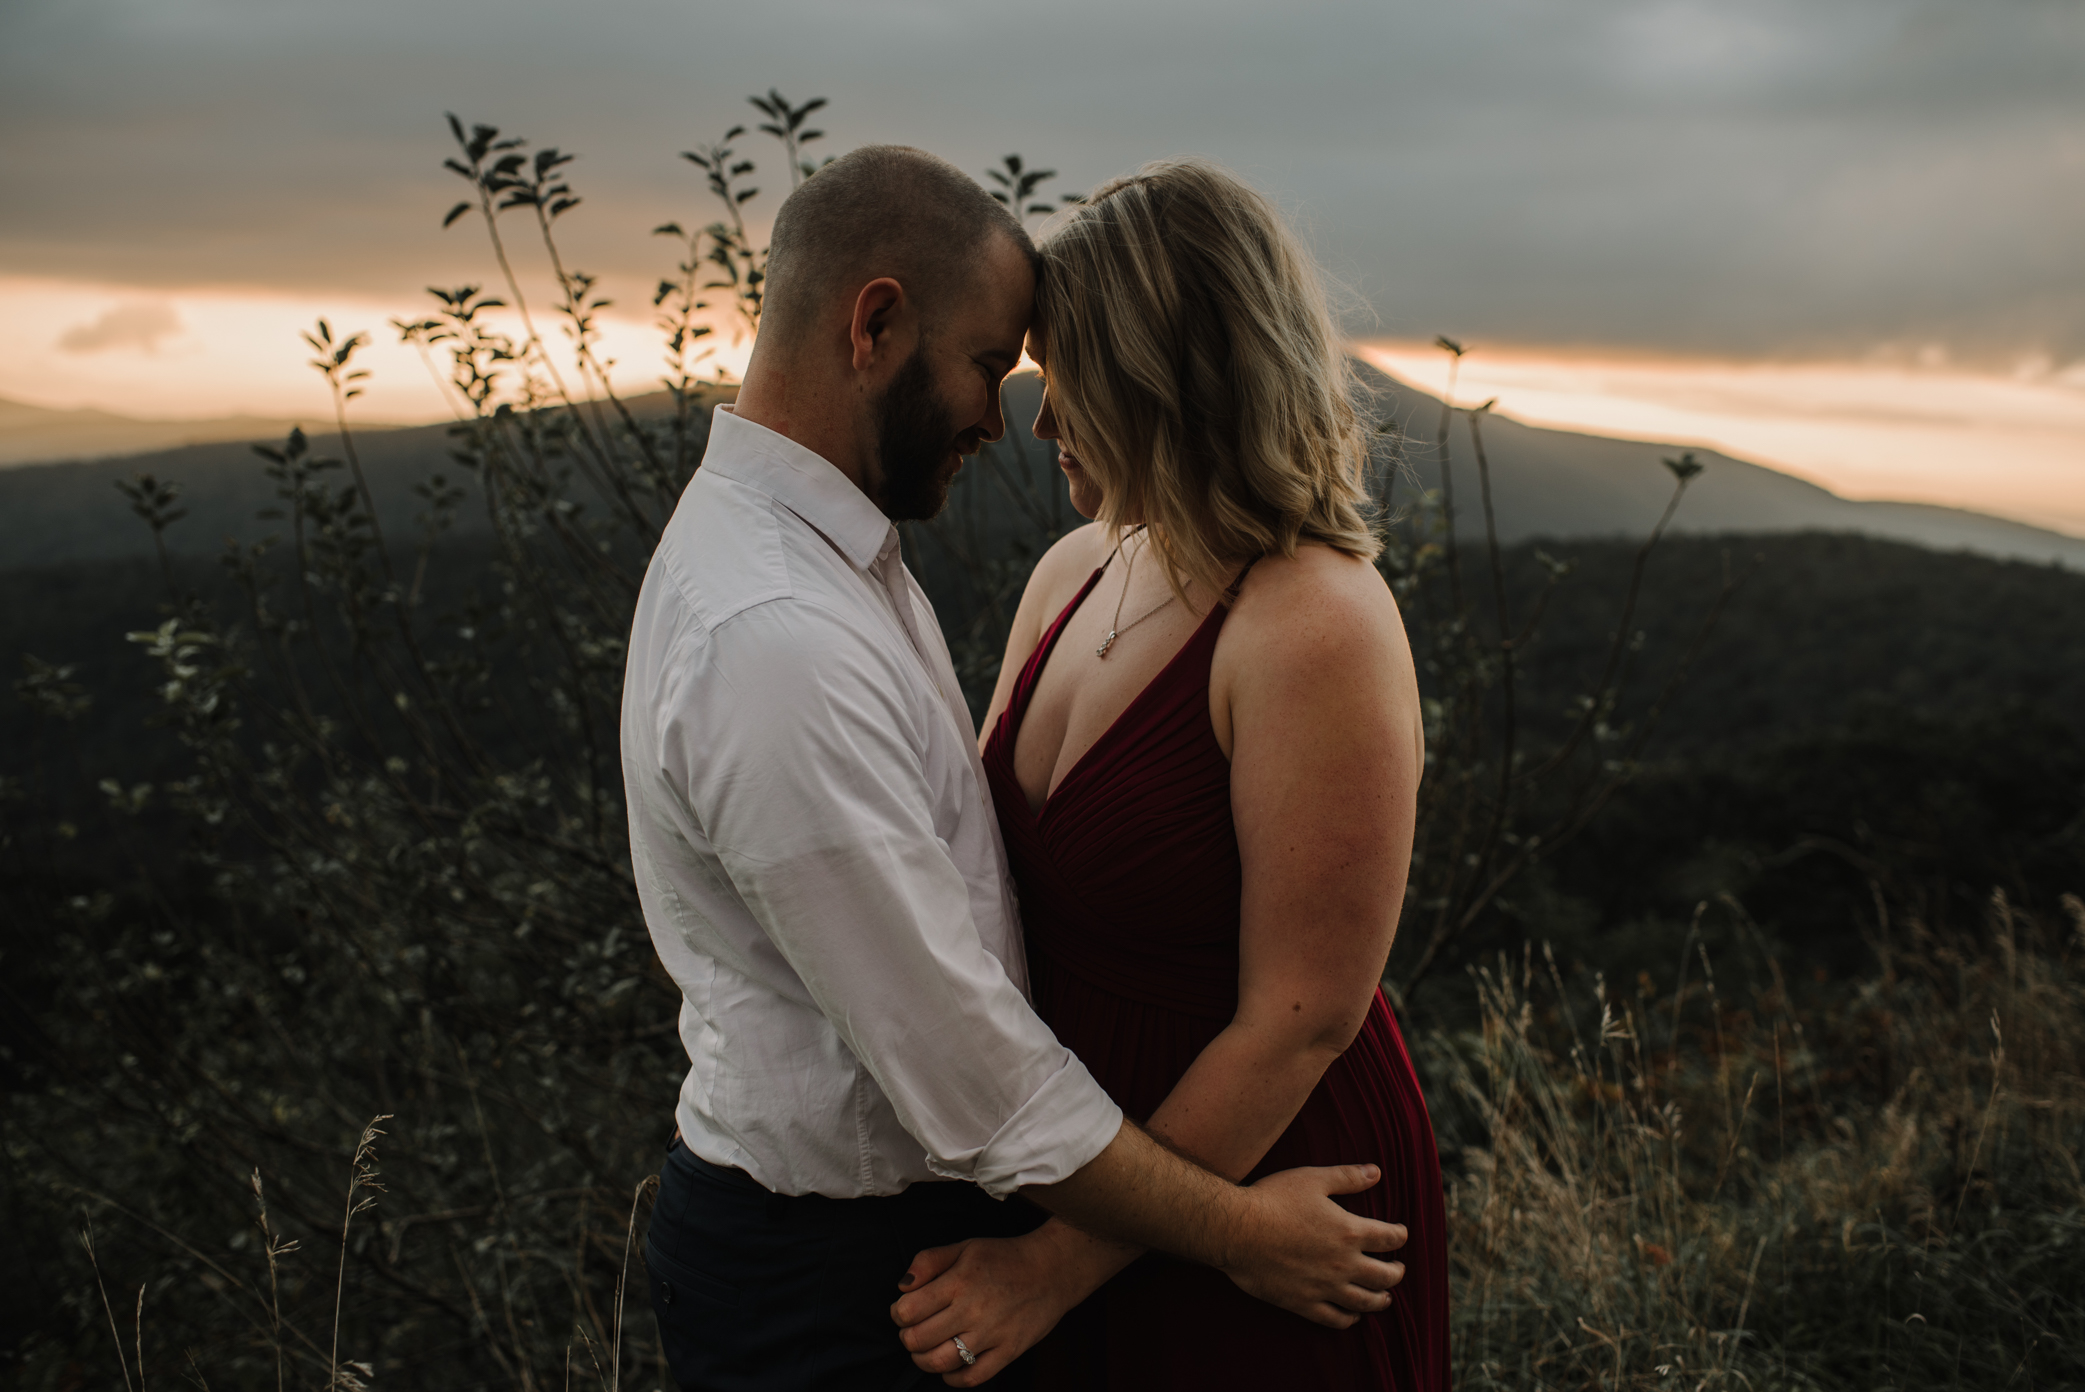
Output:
top-left (646, 1140), bottom-right (1048, 1391)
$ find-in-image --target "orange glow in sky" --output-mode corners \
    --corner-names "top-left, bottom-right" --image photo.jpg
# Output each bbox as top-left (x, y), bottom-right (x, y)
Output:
top-left (7, 274), bottom-right (2085, 543)
top-left (0, 275), bottom-right (754, 426)
top-left (1356, 340), bottom-right (2085, 539)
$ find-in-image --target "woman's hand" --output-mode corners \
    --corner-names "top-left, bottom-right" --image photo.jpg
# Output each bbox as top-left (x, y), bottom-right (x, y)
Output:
top-left (890, 1220), bottom-right (1132, 1386)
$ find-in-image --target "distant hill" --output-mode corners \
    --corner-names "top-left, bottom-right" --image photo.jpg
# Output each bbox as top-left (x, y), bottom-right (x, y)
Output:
top-left (1358, 365), bottom-right (2085, 569)
top-left (0, 416), bottom-right (481, 568)
top-left (0, 394), bottom-right (340, 469)
top-left (0, 370), bottom-right (2079, 570)
top-left (0, 390), bottom-right (714, 568)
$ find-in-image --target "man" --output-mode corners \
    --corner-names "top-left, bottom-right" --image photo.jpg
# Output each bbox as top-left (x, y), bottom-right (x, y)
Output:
top-left (622, 145), bottom-right (1405, 1390)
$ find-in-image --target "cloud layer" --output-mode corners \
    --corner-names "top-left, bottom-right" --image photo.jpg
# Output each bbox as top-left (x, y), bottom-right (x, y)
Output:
top-left (3, 0), bottom-right (2082, 364)
top-left (56, 300), bottom-right (183, 354)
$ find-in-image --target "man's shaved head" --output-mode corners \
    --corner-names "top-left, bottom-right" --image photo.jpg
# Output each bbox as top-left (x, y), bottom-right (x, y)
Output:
top-left (760, 145), bottom-right (1035, 346)
top-left (730, 145), bottom-right (1037, 527)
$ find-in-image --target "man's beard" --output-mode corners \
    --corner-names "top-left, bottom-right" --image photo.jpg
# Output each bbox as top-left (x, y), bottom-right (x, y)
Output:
top-left (874, 345), bottom-right (964, 522)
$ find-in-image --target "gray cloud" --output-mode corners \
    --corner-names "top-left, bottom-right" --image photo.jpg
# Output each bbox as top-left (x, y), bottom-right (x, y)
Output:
top-left (3, 0), bottom-right (2081, 364)
top-left (56, 300), bottom-right (184, 354)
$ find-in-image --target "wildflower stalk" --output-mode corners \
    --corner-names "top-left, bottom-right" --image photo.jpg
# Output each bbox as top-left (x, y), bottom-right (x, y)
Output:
top-left (330, 1116), bottom-right (393, 1390)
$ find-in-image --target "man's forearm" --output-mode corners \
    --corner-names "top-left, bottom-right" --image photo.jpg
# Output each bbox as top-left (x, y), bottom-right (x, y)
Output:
top-left (1013, 1022), bottom-right (1345, 1300)
top-left (1019, 1117), bottom-right (1405, 1330)
top-left (1020, 1118), bottom-right (1250, 1270)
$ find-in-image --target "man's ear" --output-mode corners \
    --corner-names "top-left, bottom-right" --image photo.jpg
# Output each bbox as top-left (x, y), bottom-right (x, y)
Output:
top-left (849, 277), bottom-right (908, 373)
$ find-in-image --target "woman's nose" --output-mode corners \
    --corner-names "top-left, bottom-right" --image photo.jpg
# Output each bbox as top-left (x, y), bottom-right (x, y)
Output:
top-left (1032, 388), bottom-right (1059, 441)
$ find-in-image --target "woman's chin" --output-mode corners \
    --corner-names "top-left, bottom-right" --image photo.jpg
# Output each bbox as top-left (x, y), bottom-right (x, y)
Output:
top-left (1060, 462), bottom-right (1103, 520)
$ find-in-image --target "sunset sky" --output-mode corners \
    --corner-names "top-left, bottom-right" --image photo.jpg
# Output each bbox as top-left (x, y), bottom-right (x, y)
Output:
top-left (4, 0), bottom-right (2081, 533)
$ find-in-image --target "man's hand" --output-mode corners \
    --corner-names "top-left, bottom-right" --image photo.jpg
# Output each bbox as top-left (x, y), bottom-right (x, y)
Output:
top-left (1218, 1164), bottom-right (1407, 1327)
top-left (1021, 1120), bottom-right (1408, 1328)
top-left (890, 1223), bottom-right (1126, 1386)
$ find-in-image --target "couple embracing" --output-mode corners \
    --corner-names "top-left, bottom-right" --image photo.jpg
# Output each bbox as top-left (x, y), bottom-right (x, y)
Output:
top-left (622, 145), bottom-right (1449, 1390)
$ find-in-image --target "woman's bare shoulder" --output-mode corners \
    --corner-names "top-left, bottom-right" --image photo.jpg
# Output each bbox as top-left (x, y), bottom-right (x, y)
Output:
top-left (1230, 542), bottom-right (1403, 648)
top-left (1025, 520), bottom-right (1116, 611)
top-left (1213, 542), bottom-right (1417, 755)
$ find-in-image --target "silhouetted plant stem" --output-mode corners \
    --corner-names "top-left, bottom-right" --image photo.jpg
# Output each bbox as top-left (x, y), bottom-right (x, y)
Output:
top-left (1457, 401), bottom-right (1519, 931)
top-left (442, 119), bottom-right (651, 541)
top-left (309, 337), bottom-right (499, 794)
top-left (329, 1116), bottom-right (392, 1389)
top-left (81, 1186), bottom-right (338, 1365)
top-left (1517, 463), bottom-right (1697, 788)
top-left (528, 208), bottom-right (671, 530)
top-left (1433, 336), bottom-right (1468, 618)
top-left (80, 1225), bottom-right (137, 1392)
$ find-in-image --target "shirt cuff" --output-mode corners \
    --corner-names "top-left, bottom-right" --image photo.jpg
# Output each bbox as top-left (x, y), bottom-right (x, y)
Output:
top-left (925, 1052), bottom-right (1125, 1199)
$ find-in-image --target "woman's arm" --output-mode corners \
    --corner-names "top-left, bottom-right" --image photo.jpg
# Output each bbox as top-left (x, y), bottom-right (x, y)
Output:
top-left (1149, 546), bottom-right (1422, 1177)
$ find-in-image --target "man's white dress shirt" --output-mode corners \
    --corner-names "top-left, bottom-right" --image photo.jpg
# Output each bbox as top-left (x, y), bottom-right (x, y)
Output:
top-left (621, 406), bottom-right (1123, 1199)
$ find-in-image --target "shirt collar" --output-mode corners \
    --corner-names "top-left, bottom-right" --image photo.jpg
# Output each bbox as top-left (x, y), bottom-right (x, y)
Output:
top-left (702, 405), bottom-right (897, 570)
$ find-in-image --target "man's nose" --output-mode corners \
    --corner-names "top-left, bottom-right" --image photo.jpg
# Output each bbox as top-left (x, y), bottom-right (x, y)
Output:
top-left (977, 385), bottom-right (1008, 445)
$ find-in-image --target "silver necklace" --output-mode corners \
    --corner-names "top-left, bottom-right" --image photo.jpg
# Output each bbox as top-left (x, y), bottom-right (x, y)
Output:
top-left (1096, 526), bottom-right (1177, 659)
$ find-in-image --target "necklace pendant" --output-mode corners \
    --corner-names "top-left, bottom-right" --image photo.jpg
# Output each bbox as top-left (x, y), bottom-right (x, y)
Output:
top-left (1096, 630), bottom-right (1117, 659)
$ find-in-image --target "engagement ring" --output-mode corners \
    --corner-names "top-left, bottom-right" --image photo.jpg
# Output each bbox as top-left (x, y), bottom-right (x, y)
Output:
top-left (951, 1335), bottom-right (977, 1368)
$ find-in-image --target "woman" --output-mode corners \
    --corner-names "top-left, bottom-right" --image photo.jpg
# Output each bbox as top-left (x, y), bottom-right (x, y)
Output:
top-left (893, 159), bottom-right (1449, 1389)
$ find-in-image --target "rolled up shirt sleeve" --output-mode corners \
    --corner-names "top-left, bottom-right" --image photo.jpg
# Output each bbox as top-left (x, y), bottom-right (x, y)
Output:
top-left (662, 597), bottom-right (1122, 1197)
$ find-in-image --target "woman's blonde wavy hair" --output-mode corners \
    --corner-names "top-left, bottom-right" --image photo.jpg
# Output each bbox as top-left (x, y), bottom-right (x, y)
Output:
top-left (1033, 157), bottom-right (1379, 600)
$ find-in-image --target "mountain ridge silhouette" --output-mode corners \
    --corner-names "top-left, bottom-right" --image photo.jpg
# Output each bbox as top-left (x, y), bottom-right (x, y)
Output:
top-left (0, 371), bottom-right (2077, 570)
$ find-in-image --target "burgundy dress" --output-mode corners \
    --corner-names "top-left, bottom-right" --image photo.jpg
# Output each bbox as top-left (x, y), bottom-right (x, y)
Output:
top-left (983, 566), bottom-right (1451, 1390)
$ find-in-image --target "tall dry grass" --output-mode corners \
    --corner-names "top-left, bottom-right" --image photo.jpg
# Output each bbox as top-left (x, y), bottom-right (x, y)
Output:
top-left (67, 1122), bottom-right (662, 1388)
top-left (53, 890), bottom-right (2080, 1387)
top-left (1429, 891), bottom-right (2085, 1389)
